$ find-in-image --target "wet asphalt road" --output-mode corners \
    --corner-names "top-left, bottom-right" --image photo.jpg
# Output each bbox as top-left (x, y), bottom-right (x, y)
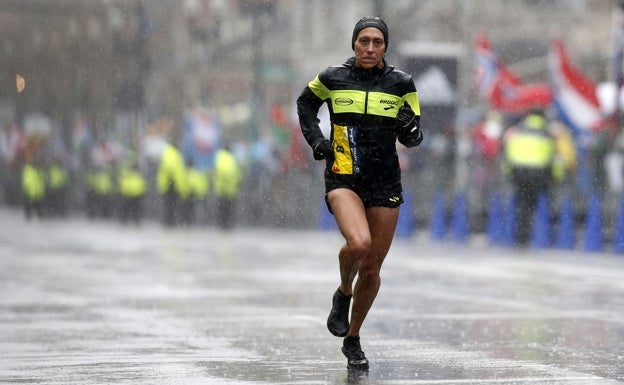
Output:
top-left (1, 207), bottom-right (623, 384)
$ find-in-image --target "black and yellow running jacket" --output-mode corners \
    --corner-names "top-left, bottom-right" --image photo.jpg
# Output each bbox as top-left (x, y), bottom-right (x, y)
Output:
top-left (297, 57), bottom-right (422, 181)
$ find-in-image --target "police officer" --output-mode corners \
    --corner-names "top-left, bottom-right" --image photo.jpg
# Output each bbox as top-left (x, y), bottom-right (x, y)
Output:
top-left (21, 158), bottom-right (45, 219)
top-left (503, 109), bottom-right (563, 246)
top-left (117, 154), bottom-right (148, 224)
top-left (85, 163), bottom-right (114, 219)
top-left (46, 157), bottom-right (69, 217)
top-left (157, 142), bottom-right (188, 227)
top-left (182, 166), bottom-right (209, 226)
top-left (213, 145), bottom-right (242, 229)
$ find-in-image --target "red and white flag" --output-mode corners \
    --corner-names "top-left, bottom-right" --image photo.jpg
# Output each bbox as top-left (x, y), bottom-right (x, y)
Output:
top-left (549, 38), bottom-right (603, 137)
top-left (474, 34), bottom-right (551, 113)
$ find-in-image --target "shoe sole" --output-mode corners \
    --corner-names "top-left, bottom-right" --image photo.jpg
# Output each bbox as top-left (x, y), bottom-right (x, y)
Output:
top-left (347, 362), bottom-right (369, 370)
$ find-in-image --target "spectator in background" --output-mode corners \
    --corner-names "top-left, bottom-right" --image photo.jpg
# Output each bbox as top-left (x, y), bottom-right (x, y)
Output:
top-left (1, 121), bottom-right (25, 205)
top-left (182, 166), bottom-right (210, 225)
top-left (21, 155), bottom-right (45, 219)
top-left (213, 145), bottom-right (242, 229)
top-left (85, 163), bottom-right (114, 219)
top-left (157, 142), bottom-right (188, 227)
top-left (470, 110), bottom-right (504, 224)
top-left (117, 153), bottom-right (148, 224)
top-left (45, 156), bottom-right (70, 217)
top-left (502, 109), bottom-right (564, 247)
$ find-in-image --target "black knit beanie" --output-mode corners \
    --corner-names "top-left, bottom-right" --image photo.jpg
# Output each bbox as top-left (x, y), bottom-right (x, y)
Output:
top-left (351, 17), bottom-right (389, 52)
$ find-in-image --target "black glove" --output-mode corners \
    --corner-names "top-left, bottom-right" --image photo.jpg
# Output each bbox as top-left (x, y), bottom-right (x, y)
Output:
top-left (312, 139), bottom-right (333, 161)
top-left (396, 101), bottom-right (417, 135)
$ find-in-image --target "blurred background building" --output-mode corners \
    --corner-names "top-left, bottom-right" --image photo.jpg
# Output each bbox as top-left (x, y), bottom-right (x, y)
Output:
top-left (0, 0), bottom-right (614, 141)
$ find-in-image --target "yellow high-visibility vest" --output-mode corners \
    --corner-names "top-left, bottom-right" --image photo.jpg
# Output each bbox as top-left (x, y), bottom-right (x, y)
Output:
top-left (188, 168), bottom-right (209, 198)
top-left (22, 164), bottom-right (45, 201)
top-left (118, 168), bottom-right (148, 198)
top-left (48, 164), bottom-right (69, 190)
top-left (157, 144), bottom-right (189, 198)
top-left (213, 149), bottom-right (242, 199)
top-left (505, 114), bottom-right (555, 169)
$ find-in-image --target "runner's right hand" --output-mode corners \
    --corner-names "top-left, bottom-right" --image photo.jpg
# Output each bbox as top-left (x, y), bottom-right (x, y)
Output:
top-left (313, 139), bottom-right (333, 161)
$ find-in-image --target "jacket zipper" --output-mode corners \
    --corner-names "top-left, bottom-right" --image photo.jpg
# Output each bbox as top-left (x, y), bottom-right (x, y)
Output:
top-left (364, 74), bottom-right (374, 115)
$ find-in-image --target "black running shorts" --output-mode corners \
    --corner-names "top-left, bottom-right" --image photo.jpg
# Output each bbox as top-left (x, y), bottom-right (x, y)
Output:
top-left (324, 169), bottom-right (403, 214)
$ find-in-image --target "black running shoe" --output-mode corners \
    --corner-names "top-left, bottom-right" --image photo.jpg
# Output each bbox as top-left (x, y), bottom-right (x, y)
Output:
top-left (342, 336), bottom-right (369, 370)
top-left (327, 288), bottom-right (351, 337)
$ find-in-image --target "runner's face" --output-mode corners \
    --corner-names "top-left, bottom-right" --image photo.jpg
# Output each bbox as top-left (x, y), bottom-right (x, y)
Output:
top-left (354, 27), bottom-right (385, 70)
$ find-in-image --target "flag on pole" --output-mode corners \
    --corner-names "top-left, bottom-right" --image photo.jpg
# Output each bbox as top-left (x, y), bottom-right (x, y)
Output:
top-left (549, 38), bottom-right (603, 140)
top-left (474, 34), bottom-right (502, 100)
top-left (474, 34), bottom-right (551, 113)
top-left (549, 38), bottom-right (605, 195)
